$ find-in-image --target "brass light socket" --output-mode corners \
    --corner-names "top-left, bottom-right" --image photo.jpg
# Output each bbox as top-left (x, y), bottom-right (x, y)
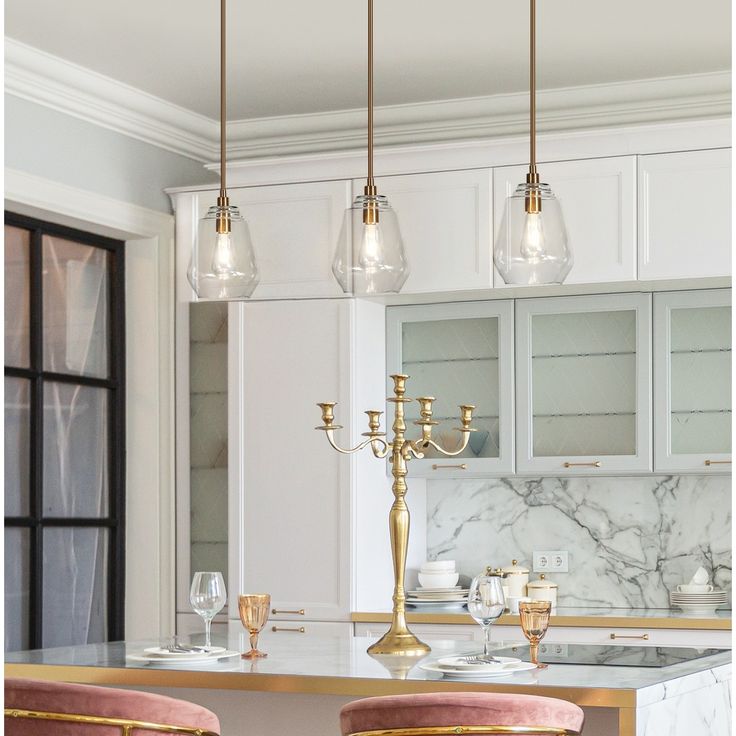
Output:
top-left (363, 182), bottom-right (379, 225)
top-left (216, 192), bottom-right (231, 234)
top-left (525, 169), bottom-right (542, 215)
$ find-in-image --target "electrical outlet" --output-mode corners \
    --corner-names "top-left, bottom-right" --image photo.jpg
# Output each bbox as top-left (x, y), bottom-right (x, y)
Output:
top-left (533, 550), bottom-right (569, 573)
top-left (540, 643), bottom-right (569, 657)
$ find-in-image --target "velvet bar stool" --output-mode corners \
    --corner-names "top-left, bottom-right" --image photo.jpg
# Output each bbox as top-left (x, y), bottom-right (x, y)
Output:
top-left (340, 692), bottom-right (584, 736)
top-left (5, 678), bottom-right (220, 735)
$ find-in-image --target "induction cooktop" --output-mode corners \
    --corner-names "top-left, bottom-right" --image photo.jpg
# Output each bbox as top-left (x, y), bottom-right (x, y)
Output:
top-left (493, 643), bottom-right (727, 668)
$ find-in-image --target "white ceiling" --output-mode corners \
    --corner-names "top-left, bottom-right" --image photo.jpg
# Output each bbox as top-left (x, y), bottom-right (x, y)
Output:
top-left (5, 0), bottom-right (732, 121)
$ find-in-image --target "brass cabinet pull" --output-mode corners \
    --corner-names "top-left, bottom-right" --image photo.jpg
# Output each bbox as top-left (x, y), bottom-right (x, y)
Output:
top-left (705, 459), bottom-right (731, 466)
top-left (610, 633), bottom-right (649, 640)
top-left (432, 463), bottom-right (467, 470)
top-left (563, 461), bottom-right (601, 468)
top-left (271, 626), bottom-right (305, 633)
top-left (271, 609), bottom-right (305, 615)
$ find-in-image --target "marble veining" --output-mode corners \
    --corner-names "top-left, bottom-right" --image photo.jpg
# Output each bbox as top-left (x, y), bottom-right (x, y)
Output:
top-left (426, 475), bottom-right (731, 608)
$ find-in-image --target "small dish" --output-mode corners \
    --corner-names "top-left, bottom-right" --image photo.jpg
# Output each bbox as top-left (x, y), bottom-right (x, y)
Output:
top-left (420, 660), bottom-right (537, 678)
top-left (436, 655), bottom-right (521, 670)
top-left (143, 646), bottom-right (226, 658)
top-left (127, 650), bottom-right (239, 665)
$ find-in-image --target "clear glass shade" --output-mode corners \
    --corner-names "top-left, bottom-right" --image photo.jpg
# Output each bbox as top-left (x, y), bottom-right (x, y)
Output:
top-left (494, 181), bottom-right (573, 285)
top-left (332, 195), bottom-right (409, 295)
top-left (188, 204), bottom-right (259, 300)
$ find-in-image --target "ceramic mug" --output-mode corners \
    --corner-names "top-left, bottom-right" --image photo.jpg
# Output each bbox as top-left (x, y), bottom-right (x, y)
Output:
top-left (677, 584), bottom-right (714, 593)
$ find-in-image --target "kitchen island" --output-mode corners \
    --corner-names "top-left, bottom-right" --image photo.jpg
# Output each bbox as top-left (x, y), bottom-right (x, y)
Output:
top-left (5, 629), bottom-right (730, 736)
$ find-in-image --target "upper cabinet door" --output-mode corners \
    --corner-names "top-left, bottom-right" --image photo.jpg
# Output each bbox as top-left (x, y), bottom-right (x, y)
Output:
top-left (493, 157), bottom-right (637, 286)
top-left (209, 180), bottom-right (350, 299)
top-left (386, 300), bottom-right (515, 477)
top-left (368, 169), bottom-right (493, 293)
top-left (516, 293), bottom-right (652, 474)
top-left (638, 149), bottom-right (731, 280)
top-left (654, 289), bottom-right (731, 473)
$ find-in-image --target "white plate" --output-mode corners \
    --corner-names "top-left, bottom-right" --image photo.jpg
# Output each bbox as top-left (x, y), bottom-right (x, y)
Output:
top-left (407, 600), bottom-right (468, 609)
top-left (407, 595), bottom-right (469, 602)
top-left (408, 587), bottom-right (466, 594)
top-left (127, 650), bottom-right (240, 665)
top-left (671, 604), bottom-right (723, 614)
top-left (420, 661), bottom-right (538, 678)
top-left (142, 646), bottom-right (226, 658)
top-left (436, 656), bottom-right (521, 671)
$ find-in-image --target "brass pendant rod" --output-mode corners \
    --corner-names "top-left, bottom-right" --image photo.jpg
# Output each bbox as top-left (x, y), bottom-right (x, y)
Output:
top-left (220, 0), bottom-right (227, 196)
top-left (529, 0), bottom-right (536, 174)
top-left (367, 0), bottom-right (374, 187)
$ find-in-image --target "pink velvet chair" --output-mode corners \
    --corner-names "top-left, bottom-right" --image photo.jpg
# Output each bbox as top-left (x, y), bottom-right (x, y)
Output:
top-left (5, 678), bottom-right (220, 735)
top-left (340, 692), bottom-right (584, 736)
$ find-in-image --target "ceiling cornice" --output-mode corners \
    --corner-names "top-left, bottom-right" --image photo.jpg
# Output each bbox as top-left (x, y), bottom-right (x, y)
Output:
top-left (5, 37), bottom-right (732, 164)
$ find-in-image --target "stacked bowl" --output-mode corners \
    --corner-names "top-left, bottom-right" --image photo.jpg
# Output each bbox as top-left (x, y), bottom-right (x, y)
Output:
top-left (417, 560), bottom-right (459, 589)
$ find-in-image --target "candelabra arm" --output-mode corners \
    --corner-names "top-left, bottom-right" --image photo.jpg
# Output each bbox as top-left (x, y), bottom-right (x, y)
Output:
top-left (422, 429), bottom-right (473, 458)
top-left (319, 428), bottom-right (379, 455)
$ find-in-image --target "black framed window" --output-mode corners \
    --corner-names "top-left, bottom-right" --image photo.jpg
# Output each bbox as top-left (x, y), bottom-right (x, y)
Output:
top-left (4, 212), bottom-right (125, 651)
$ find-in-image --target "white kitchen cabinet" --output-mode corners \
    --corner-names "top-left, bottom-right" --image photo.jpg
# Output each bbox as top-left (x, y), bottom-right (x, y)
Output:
top-left (516, 293), bottom-right (652, 474)
top-left (493, 157), bottom-right (637, 286)
top-left (229, 299), bottom-right (352, 621)
top-left (367, 169), bottom-right (493, 293)
top-left (654, 289), bottom-right (731, 473)
top-left (638, 149), bottom-right (731, 280)
top-left (386, 300), bottom-right (515, 477)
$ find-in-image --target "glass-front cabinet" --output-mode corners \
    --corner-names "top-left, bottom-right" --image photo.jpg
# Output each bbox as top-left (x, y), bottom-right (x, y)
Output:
top-left (515, 293), bottom-right (652, 474)
top-left (654, 289), bottom-right (731, 472)
top-left (386, 301), bottom-right (515, 477)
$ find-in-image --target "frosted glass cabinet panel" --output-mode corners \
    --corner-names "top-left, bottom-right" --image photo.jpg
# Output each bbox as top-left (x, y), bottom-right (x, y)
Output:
top-left (516, 294), bottom-right (652, 474)
top-left (654, 289), bottom-right (731, 472)
top-left (386, 301), bottom-right (514, 477)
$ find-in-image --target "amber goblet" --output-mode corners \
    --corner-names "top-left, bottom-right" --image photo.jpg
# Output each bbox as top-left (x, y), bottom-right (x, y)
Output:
top-left (518, 600), bottom-right (552, 667)
top-left (238, 594), bottom-right (271, 659)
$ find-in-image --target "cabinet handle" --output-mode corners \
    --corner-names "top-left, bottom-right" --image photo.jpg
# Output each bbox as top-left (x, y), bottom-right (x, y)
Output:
top-left (432, 463), bottom-right (467, 470)
top-left (271, 609), bottom-right (305, 615)
top-left (705, 460), bottom-right (731, 466)
top-left (271, 626), bottom-right (305, 633)
top-left (610, 633), bottom-right (649, 640)
top-left (563, 461), bottom-right (601, 468)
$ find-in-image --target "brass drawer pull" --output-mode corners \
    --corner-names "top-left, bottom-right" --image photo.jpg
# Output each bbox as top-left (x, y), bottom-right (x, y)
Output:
top-left (610, 633), bottom-right (649, 640)
top-left (432, 463), bottom-right (467, 470)
top-left (271, 626), bottom-right (305, 633)
top-left (271, 608), bottom-right (305, 615)
top-left (564, 461), bottom-right (601, 468)
top-left (705, 459), bottom-right (731, 466)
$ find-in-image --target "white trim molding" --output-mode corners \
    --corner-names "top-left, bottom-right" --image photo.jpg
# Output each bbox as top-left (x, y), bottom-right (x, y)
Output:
top-left (5, 167), bottom-right (177, 641)
top-left (5, 37), bottom-right (732, 163)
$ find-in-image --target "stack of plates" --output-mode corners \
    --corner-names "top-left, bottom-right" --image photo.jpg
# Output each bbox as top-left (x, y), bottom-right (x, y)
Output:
top-left (406, 586), bottom-right (469, 609)
top-left (420, 656), bottom-right (537, 679)
top-left (670, 589), bottom-right (729, 614)
top-left (126, 646), bottom-right (240, 666)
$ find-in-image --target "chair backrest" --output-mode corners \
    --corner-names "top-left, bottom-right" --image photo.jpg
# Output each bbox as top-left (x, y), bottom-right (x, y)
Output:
top-left (5, 678), bottom-right (220, 736)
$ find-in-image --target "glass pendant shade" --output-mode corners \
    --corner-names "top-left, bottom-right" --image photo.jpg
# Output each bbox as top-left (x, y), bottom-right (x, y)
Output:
top-left (494, 181), bottom-right (572, 285)
top-left (188, 203), bottom-right (259, 299)
top-left (332, 194), bottom-right (409, 295)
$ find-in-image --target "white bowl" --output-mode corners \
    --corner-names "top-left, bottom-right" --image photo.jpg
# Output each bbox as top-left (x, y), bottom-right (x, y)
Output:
top-left (418, 572), bottom-right (460, 589)
top-left (420, 560), bottom-right (456, 573)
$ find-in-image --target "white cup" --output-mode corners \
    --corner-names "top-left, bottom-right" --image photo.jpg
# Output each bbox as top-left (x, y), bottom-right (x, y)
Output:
top-left (677, 584), bottom-right (714, 593)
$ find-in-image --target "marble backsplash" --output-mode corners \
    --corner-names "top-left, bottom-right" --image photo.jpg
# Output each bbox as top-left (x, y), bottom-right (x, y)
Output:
top-left (426, 475), bottom-right (732, 608)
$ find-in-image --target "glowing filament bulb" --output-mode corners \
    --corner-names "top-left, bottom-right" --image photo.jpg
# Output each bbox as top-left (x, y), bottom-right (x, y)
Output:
top-left (358, 223), bottom-right (384, 269)
top-left (212, 231), bottom-right (237, 277)
top-left (520, 212), bottom-right (545, 262)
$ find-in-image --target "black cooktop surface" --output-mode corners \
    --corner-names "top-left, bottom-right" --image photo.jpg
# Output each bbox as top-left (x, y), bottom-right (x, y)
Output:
top-left (494, 643), bottom-right (727, 668)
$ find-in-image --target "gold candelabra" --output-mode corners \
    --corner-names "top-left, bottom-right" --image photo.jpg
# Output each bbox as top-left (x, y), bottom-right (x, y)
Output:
top-left (316, 373), bottom-right (476, 657)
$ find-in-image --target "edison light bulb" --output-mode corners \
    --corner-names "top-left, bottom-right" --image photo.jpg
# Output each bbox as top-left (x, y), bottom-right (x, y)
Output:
top-left (212, 231), bottom-right (237, 277)
top-left (519, 212), bottom-right (545, 262)
top-left (358, 223), bottom-right (384, 269)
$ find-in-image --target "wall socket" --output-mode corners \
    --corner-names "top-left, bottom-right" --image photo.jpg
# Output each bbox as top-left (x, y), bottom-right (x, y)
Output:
top-left (533, 550), bottom-right (569, 573)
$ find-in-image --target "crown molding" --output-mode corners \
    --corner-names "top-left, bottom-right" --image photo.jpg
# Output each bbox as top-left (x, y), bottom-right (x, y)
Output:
top-left (5, 36), bottom-right (732, 163)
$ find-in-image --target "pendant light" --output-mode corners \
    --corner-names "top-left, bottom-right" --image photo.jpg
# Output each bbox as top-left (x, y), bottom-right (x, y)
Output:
top-left (332, 0), bottom-right (409, 295)
top-left (493, 0), bottom-right (572, 285)
top-left (188, 0), bottom-right (259, 300)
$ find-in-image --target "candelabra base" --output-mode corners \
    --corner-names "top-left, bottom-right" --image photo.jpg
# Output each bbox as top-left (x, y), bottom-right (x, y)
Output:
top-left (367, 627), bottom-right (431, 657)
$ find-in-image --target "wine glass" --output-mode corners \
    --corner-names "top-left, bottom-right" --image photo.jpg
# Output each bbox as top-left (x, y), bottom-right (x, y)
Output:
top-left (189, 571), bottom-right (227, 650)
top-left (238, 594), bottom-right (271, 659)
top-left (467, 574), bottom-right (505, 657)
top-left (519, 600), bottom-right (552, 666)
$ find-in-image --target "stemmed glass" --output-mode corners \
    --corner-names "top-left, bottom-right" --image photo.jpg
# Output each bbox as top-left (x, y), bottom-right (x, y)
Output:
top-left (189, 571), bottom-right (227, 650)
top-left (467, 574), bottom-right (505, 657)
top-left (519, 600), bottom-right (552, 667)
top-left (238, 594), bottom-right (271, 659)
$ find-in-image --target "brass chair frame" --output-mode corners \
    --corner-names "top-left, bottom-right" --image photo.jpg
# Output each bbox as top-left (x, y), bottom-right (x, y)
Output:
top-left (4, 708), bottom-right (219, 736)
top-left (348, 727), bottom-right (580, 736)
